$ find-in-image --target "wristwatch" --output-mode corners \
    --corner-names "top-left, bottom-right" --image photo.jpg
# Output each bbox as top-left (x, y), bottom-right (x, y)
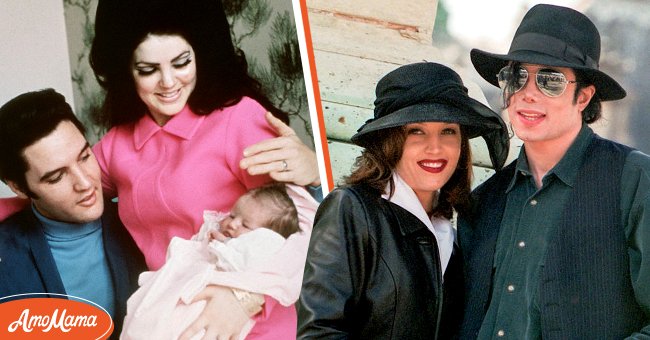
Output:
top-left (231, 288), bottom-right (265, 316)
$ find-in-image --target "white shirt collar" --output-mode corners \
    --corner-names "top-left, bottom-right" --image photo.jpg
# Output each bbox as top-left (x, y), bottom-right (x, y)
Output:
top-left (382, 172), bottom-right (455, 274)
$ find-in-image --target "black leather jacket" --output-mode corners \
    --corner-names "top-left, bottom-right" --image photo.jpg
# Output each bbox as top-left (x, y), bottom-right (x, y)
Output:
top-left (298, 184), bottom-right (463, 339)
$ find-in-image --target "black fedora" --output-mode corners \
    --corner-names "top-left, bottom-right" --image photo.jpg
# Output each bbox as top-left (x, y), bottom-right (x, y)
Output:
top-left (351, 62), bottom-right (510, 170)
top-left (471, 4), bottom-right (625, 101)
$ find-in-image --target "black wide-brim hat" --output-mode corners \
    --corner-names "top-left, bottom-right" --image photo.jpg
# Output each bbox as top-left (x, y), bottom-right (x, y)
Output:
top-left (352, 62), bottom-right (510, 170)
top-left (471, 4), bottom-right (625, 101)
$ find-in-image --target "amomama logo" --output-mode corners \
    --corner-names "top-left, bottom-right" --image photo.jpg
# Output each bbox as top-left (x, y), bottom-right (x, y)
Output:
top-left (0, 294), bottom-right (113, 339)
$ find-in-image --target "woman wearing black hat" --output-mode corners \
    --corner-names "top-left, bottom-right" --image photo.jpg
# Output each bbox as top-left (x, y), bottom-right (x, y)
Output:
top-left (298, 62), bottom-right (508, 339)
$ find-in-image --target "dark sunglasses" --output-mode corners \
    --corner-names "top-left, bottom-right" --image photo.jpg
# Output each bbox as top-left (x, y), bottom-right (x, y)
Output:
top-left (497, 66), bottom-right (577, 97)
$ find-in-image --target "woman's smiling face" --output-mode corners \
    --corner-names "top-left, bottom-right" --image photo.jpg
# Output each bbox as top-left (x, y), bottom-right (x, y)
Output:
top-left (132, 34), bottom-right (197, 126)
top-left (395, 122), bottom-right (461, 211)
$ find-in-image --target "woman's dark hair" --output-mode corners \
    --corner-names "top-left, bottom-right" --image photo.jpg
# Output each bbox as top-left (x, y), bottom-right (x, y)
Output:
top-left (501, 62), bottom-right (602, 124)
top-left (345, 127), bottom-right (405, 194)
top-left (345, 126), bottom-right (473, 219)
top-left (0, 89), bottom-right (86, 197)
top-left (90, 0), bottom-right (287, 129)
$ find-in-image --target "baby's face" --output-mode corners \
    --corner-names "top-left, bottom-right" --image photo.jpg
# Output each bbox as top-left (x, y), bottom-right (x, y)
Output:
top-left (220, 194), bottom-right (271, 238)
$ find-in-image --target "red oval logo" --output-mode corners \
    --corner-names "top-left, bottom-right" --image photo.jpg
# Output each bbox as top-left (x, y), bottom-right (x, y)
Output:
top-left (0, 294), bottom-right (113, 339)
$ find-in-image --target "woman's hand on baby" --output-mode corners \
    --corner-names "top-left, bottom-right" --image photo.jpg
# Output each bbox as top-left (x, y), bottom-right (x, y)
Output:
top-left (178, 285), bottom-right (249, 340)
top-left (240, 112), bottom-right (320, 187)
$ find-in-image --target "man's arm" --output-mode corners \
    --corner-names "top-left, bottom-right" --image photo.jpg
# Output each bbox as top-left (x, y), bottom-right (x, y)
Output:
top-left (621, 151), bottom-right (650, 339)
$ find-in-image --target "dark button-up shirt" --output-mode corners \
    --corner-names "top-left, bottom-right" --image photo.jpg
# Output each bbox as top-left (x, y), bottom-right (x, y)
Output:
top-left (478, 125), bottom-right (650, 339)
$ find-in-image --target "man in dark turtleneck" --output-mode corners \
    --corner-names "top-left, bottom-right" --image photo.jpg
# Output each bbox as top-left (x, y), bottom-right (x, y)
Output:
top-left (0, 89), bottom-right (146, 338)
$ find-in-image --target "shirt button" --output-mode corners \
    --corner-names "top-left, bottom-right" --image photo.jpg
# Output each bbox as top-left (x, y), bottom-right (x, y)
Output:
top-left (518, 241), bottom-right (526, 248)
top-left (497, 329), bottom-right (505, 337)
top-left (530, 199), bottom-right (538, 206)
top-left (507, 284), bottom-right (515, 292)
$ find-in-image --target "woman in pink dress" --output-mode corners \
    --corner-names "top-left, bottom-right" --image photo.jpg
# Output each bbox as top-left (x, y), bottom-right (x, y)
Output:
top-left (0, 1), bottom-right (319, 337)
top-left (88, 0), bottom-right (320, 338)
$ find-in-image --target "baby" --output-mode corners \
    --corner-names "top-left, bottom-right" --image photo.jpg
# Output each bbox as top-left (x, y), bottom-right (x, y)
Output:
top-left (206, 183), bottom-right (300, 273)
top-left (121, 183), bottom-right (301, 340)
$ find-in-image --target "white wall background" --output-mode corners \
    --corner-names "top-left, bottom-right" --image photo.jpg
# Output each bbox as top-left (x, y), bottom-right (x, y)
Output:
top-left (0, 1), bottom-right (75, 197)
top-left (0, 1), bottom-right (74, 107)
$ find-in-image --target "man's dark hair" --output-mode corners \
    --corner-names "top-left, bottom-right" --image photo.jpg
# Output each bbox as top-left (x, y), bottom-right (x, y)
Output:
top-left (0, 89), bottom-right (86, 197)
top-left (573, 69), bottom-right (602, 123)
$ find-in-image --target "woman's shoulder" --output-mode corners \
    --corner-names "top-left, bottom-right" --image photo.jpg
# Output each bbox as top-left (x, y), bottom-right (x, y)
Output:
top-left (96, 121), bottom-right (136, 144)
top-left (316, 184), bottom-right (395, 239)
top-left (214, 96), bottom-right (265, 117)
top-left (204, 97), bottom-right (268, 132)
top-left (204, 97), bottom-right (275, 144)
top-left (323, 184), bottom-right (384, 209)
top-left (237, 96), bottom-right (264, 108)
top-left (92, 122), bottom-right (139, 159)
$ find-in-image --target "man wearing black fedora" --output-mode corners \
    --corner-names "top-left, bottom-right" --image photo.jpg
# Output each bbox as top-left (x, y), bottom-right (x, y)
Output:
top-left (458, 4), bottom-right (650, 339)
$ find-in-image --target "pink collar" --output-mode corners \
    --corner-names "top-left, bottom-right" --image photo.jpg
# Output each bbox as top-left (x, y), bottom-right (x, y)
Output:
top-left (133, 105), bottom-right (207, 150)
